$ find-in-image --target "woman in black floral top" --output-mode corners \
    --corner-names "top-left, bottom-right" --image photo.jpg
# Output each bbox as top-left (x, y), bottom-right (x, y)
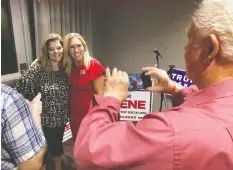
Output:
top-left (14, 33), bottom-right (70, 170)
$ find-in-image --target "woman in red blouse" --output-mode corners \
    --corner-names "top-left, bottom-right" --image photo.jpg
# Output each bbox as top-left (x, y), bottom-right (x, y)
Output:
top-left (63, 33), bottom-right (105, 140)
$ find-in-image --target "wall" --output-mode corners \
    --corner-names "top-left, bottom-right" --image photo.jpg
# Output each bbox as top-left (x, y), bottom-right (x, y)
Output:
top-left (91, 0), bottom-right (201, 111)
top-left (1, 0), bottom-right (92, 85)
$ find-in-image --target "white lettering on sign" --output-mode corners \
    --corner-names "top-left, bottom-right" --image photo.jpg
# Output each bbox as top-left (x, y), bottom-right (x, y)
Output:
top-left (172, 73), bottom-right (177, 80)
top-left (171, 73), bottom-right (193, 85)
top-left (177, 74), bottom-right (182, 81)
top-left (183, 76), bottom-right (189, 82)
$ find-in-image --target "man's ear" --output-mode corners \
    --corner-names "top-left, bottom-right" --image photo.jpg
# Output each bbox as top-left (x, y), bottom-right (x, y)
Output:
top-left (207, 34), bottom-right (219, 61)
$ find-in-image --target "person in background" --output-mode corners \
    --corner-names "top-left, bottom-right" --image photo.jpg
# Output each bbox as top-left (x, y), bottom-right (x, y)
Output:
top-left (73, 0), bottom-right (233, 169)
top-left (1, 84), bottom-right (46, 170)
top-left (14, 33), bottom-right (70, 170)
top-left (63, 33), bottom-right (105, 140)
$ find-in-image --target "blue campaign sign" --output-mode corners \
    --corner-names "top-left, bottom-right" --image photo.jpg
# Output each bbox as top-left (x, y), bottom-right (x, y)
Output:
top-left (171, 68), bottom-right (193, 87)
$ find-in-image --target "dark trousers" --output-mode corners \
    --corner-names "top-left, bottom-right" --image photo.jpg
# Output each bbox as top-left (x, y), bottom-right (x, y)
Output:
top-left (43, 125), bottom-right (65, 160)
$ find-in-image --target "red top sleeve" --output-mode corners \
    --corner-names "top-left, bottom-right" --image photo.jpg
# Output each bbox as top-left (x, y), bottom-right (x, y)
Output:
top-left (89, 58), bottom-right (105, 80)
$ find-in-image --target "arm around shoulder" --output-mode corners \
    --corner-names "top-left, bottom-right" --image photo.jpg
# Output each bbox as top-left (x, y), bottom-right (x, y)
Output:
top-left (14, 62), bottom-right (41, 100)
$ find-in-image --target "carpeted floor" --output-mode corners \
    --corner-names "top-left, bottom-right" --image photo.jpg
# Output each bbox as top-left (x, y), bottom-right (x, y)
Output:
top-left (46, 139), bottom-right (78, 170)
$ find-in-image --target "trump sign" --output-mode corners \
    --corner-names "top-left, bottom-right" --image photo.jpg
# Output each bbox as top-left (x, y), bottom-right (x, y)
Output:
top-left (171, 68), bottom-right (193, 87)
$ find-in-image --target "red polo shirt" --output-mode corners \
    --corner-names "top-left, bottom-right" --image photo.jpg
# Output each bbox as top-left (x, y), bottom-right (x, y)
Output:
top-left (74, 79), bottom-right (233, 170)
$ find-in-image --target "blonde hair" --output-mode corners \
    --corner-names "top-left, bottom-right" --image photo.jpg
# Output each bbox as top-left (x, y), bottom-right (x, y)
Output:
top-left (63, 33), bottom-right (91, 74)
top-left (40, 33), bottom-right (69, 74)
top-left (192, 0), bottom-right (233, 62)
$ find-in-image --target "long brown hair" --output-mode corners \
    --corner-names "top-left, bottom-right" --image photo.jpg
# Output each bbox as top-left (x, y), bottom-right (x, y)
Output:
top-left (40, 33), bottom-right (69, 74)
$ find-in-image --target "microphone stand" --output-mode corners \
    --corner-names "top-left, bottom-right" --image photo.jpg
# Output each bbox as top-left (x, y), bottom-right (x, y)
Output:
top-left (154, 53), bottom-right (165, 112)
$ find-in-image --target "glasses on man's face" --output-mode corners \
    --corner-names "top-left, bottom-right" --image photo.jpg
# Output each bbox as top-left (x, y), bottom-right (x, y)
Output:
top-left (48, 46), bottom-right (62, 52)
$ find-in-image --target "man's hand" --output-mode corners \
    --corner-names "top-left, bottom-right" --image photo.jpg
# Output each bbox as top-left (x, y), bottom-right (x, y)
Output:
top-left (104, 67), bottom-right (129, 102)
top-left (142, 67), bottom-right (183, 94)
top-left (26, 93), bottom-right (42, 128)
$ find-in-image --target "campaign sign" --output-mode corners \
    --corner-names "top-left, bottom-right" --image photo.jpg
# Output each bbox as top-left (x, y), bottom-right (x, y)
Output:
top-left (62, 122), bottom-right (72, 142)
top-left (120, 91), bottom-right (152, 121)
top-left (171, 68), bottom-right (193, 87)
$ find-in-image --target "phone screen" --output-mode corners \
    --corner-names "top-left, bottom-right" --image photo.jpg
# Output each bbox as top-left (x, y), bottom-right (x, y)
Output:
top-left (128, 72), bottom-right (152, 91)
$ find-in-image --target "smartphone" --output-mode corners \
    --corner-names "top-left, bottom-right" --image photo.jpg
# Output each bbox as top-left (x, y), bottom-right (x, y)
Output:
top-left (128, 72), bottom-right (152, 91)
